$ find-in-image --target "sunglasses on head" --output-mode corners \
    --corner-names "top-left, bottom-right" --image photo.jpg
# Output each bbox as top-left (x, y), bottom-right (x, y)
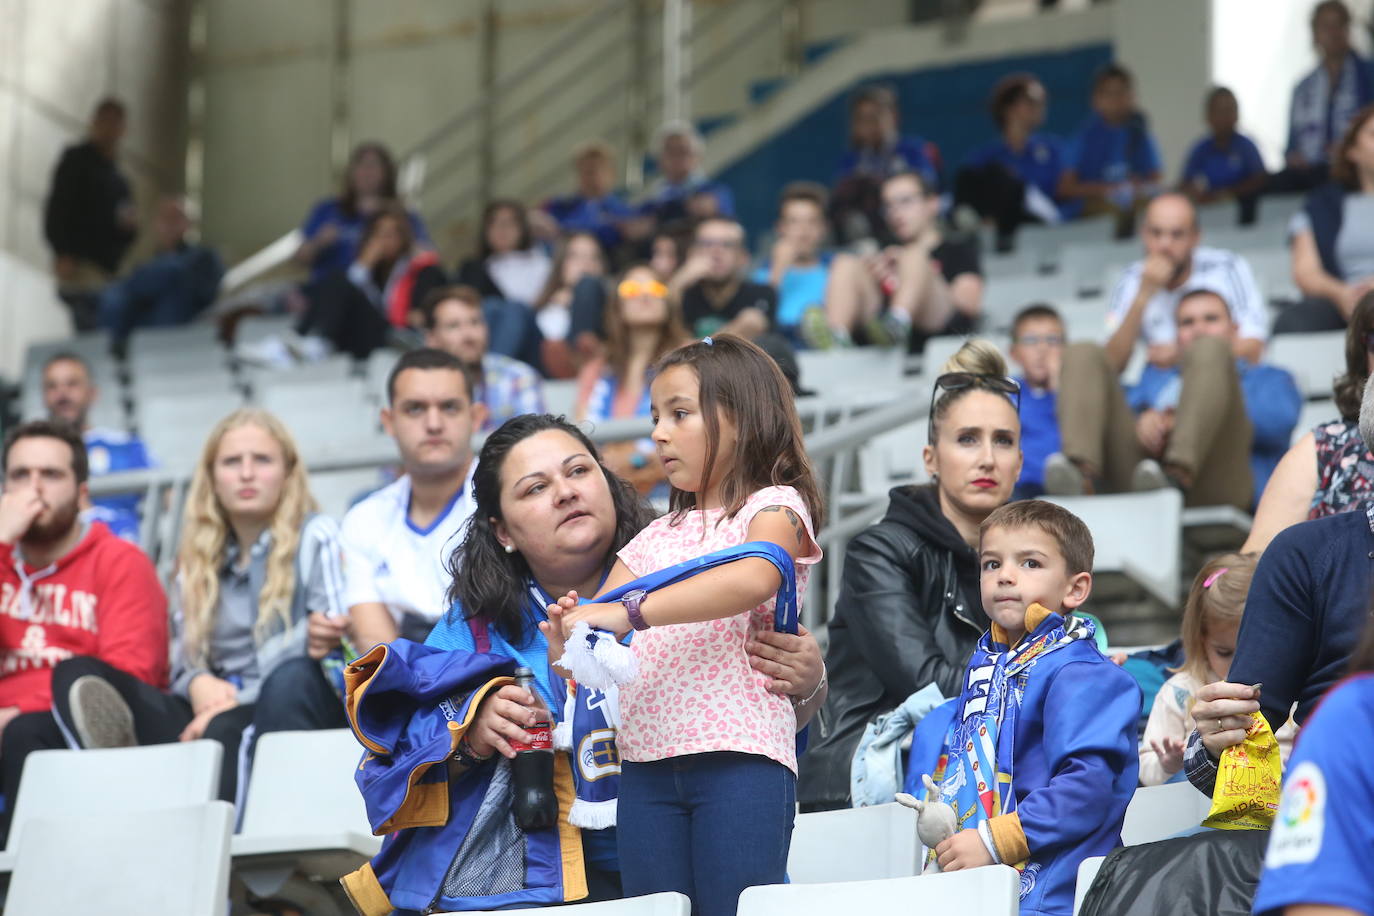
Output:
top-left (618, 279), bottom-right (668, 299)
top-left (928, 372), bottom-right (1022, 442)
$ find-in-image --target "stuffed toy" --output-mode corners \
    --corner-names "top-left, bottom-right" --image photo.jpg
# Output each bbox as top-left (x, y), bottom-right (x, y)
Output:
top-left (895, 774), bottom-right (958, 874)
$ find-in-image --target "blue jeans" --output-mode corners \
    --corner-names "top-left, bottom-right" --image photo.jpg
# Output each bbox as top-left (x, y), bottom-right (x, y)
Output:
top-left (617, 752), bottom-right (795, 916)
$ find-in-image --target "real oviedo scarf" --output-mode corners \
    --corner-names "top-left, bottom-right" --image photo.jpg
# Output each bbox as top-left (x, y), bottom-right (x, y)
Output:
top-left (927, 605), bottom-right (1095, 870)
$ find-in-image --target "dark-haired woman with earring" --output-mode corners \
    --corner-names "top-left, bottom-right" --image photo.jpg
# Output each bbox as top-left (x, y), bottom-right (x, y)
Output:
top-left (799, 340), bottom-right (1023, 811)
top-left (422, 414), bottom-right (827, 901)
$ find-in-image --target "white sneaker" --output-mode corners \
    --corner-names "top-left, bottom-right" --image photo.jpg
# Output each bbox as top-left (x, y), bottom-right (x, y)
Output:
top-left (295, 334), bottom-right (333, 363)
top-left (235, 334), bottom-right (296, 369)
top-left (1043, 453), bottom-right (1086, 496)
top-left (1131, 458), bottom-right (1170, 492)
top-left (68, 675), bottom-right (136, 748)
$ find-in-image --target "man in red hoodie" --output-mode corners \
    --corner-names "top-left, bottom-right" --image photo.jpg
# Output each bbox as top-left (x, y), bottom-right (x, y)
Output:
top-left (0, 420), bottom-right (167, 837)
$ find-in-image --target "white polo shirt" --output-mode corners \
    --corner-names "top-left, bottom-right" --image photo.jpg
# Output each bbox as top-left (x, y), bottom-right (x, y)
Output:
top-left (340, 463), bottom-right (479, 639)
top-left (1106, 246), bottom-right (1268, 347)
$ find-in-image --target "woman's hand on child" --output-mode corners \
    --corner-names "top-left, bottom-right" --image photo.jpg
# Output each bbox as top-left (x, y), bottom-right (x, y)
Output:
top-left (562, 601), bottom-right (632, 638)
top-left (469, 684), bottom-right (549, 760)
top-left (934, 829), bottom-right (994, 872)
top-left (747, 624), bottom-right (823, 697)
top-left (1151, 736), bottom-right (1186, 774)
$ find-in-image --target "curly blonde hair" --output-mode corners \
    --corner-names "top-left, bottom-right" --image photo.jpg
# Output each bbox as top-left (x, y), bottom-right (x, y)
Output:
top-left (176, 408), bottom-right (317, 666)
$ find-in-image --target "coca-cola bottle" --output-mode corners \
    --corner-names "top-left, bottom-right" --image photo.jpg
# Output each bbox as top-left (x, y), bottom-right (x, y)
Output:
top-left (510, 666), bottom-right (558, 831)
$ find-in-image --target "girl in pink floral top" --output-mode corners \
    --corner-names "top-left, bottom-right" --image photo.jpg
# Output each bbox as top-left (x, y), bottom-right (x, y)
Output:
top-left (543, 335), bottom-right (824, 916)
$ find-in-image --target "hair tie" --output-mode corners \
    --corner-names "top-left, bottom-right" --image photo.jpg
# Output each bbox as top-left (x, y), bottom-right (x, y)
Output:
top-left (1202, 568), bottom-right (1228, 589)
top-left (701, 336), bottom-right (713, 346)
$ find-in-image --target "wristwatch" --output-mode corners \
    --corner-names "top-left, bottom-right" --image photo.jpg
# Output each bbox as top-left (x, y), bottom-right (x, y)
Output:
top-left (621, 588), bottom-right (651, 631)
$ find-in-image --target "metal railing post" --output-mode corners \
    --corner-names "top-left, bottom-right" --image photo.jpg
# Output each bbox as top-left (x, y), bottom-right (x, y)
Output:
top-left (478, 0), bottom-right (498, 210)
top-left (624, 0), bottom-right (650, 193)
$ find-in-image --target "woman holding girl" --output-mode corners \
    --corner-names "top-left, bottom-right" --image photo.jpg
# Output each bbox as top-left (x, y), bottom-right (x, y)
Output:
top-left (423, 412), bottom-right (826, 904)
top-left (574, 263), bottom-right (690, 495)
top-left (46, 408), bottom-right (348, 802)
top-left (543, 335), bottom-right (825, 916)
top-left (799, 341), bottom-right (1022, 810)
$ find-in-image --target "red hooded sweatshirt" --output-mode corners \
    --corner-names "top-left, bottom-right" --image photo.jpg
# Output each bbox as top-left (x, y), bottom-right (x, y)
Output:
top-left (0, 523), bottom-right (168, 713)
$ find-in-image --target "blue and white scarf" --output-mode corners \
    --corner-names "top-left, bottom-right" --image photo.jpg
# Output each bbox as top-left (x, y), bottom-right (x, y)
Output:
top-left (553, 541), bottom-right (800, 828)
top-left (929, 605), bottom-right (1094, 868)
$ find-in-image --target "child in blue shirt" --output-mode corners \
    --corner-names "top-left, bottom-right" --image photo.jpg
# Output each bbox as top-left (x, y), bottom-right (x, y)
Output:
top-left (1180, 87), bottom-right (1267, 224)
top-left (1060, 64), bottom-right (1162, 228)
top-left (1008, 305), bottom-right (1065, 499)
top-left (907, 500), bottom-right (1138, 916)
top-left (751, 183), bottom-right (834, 347)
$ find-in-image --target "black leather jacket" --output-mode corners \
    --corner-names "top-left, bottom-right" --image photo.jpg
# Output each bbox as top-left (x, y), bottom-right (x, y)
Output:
top-left (798, 484), bottom-right (986, 810)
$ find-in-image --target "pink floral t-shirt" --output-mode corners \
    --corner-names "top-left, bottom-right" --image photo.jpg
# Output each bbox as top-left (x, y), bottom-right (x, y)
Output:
top-left (615, 485), bottom-right (822, 774)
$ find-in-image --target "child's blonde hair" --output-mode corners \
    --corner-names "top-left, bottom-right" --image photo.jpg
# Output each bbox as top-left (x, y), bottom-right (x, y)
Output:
top-left (1178, 552), bottom-right (1257, 684)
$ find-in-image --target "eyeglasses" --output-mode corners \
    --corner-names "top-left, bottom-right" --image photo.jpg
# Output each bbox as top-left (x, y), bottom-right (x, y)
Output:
top-left (618, 279), bottom-right (668, 299)
top-left (1014, 334), bottom-right (1065, 348)
top-left (928, 372), bottom-right (1022, 442)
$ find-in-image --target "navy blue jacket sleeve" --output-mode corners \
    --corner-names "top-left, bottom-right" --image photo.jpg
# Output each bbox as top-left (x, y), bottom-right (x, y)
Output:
top-left (1016, 659), bottom-right (1140, 855)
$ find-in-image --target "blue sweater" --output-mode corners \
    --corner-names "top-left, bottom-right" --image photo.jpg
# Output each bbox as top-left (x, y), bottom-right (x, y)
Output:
top-left (1128, 360), bottom-right (1301, 501)
top-left (906, 628), bottom-right (1139, 916)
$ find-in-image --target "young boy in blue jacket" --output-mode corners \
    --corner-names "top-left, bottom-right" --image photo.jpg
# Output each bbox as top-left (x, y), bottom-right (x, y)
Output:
top-left (907, 499), bottom-right (1139, 916)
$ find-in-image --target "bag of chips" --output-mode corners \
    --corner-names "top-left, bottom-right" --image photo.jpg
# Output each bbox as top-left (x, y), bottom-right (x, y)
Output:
top-left (1201, 712), bottom-right (1283, 830)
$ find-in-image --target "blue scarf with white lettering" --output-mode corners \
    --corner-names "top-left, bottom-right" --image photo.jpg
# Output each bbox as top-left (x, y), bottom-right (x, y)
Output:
top-left (554, 541), bottom-right (799, 828)
top-left (929, 606), bottom-right (1093, 869)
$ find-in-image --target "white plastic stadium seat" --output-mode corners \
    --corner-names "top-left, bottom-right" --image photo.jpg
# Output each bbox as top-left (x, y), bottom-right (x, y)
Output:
top-left (1073, 855), bottom-right (1106, 916)
top-left (0, 740), bottom-right (222, 873)
top-left (450, 891), bottom-right (692, 916)
top-left (1266, 330), bottom-right (1345, 399)
top-left (231, 729), bottom-right (381, 899)
top-left (1042, 490), bottom-right (1182, 607)
top-left (1120, 780), bottom-right (1211, 846)
top-left (6, 801), bottom-right (233, 916)
top-left (738, 866), bottom-right (1021, 916)
top-left (787, 802), bottom-right (921, 883)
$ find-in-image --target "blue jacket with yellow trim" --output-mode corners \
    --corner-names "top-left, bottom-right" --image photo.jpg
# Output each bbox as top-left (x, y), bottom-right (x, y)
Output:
top-left (340, 639), bottom-right (588, 915)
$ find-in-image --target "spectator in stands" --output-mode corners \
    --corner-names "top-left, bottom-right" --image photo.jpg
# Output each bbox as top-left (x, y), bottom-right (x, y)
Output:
top-left (422, 285), bottom-right (545, 432)
top-left (296, 202), bottom-right (446, 360)
top-left (822, 171), bottom-right (982, 349)
top-left (543, 141), bottom-right (636, 253)
top-left (1244, 291), bottom-right (1374, 553)
top-left (1179, 87), bottom-right (1268, 225)
top-left (956, 73), bottom-right (1068, 250)
top-left (670, 217), bottom-right (777, 340)
top-left (43, 98), bottom-right (137, 330)
top-left (533, 232), bottom-right (607, 378)
top-left (0, 420), bottom-right (167, 840)
top-left (1059, 64), bottom-right (1162, 234)
top-left (33, 409), bottom-right (346, 804)
top-left (42, 352), bottom-right (154, 542)
top-left (799, 341), bottom-right (1019, 810)
top-left (1280, 104), bottom-right (1374, 333)
top-left (1008, 304), bottom-right (1065, 499)
top-left (649, 227), bottom-right (687, 279)
top-left (575, 265), bottom-right (689, 495)
top-left (908, 501), bottom-right (1138, 916)
top-left (641, 121), bottom-right (736, 225)
top-left (1103, 192), bottom-right (1266, 372)
top-left (1182, 385), bottom-right (1374, 798)
top-left (456, 200), bottom-right (553, 308)
top-left (423, 414), bottom-right (827, 901)
top-left (1272, 0), bottom-right (1372, 194)
top-left (1251, 614), bottom-right (1374, 916)
top-left (343, 349), bottom-right (485, 648)
top-left (294, 141), bottom-right (429, 287)
top-left (97, 196), bottom-right (224, 347)
top-left (752, 182), bottom-right (834, 348)
top-left (831, 84), bottom-right (941, 244)
top-left (1049, 288), bottom-right (1301, 509)
top-left (1138, 553), bottom-right (1295, 787)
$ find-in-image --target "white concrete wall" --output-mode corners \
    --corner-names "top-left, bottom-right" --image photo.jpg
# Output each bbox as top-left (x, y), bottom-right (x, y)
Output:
top-left (0, 0), bottom-right (190, 381)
